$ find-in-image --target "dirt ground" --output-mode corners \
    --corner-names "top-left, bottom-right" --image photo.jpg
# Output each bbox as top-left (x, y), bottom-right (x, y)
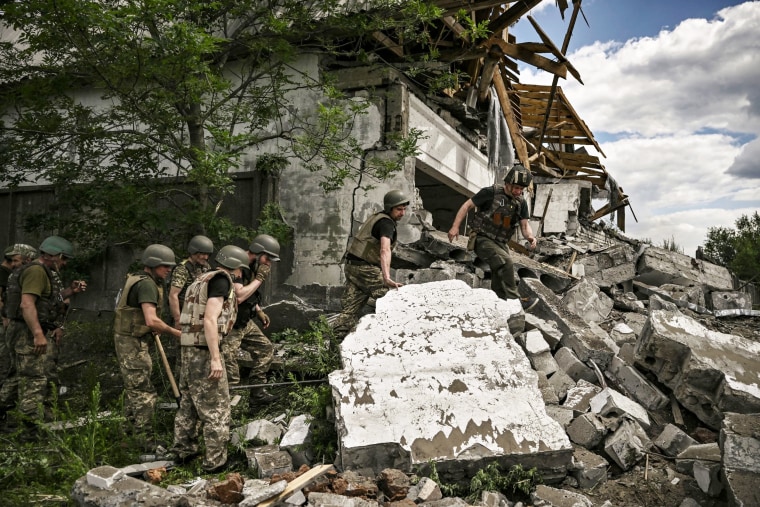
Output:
top-left (52, 312), bottom-right (758, 506)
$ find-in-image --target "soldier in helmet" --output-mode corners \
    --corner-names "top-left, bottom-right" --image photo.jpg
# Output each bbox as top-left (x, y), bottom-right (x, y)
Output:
top-left (0, 244), bottom-right (38, 416)
top-left (221, 234), bottom-right (280, 404)
top-left (331, 189), bottom-right (408, 338)
top-left (168, 235), bottom-right (214, 329)
top-left (448, 164), bottom-right (538, 311)
top-left (0, 236), bottom-right (86, 425)
top-left (113, 244), bottom-right (181, 438)
top-left (170, 245), bottom-right (246, 472)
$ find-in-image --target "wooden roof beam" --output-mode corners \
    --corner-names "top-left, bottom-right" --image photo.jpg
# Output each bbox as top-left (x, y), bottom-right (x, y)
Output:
top-left (488, 0), bottom-right (543, 35)
top-left (527, 15), bottom-right (583, 84)
top-left (487, 38), bottom-right (568, 79)
top-left (372, 31), bottom-right (403, 58)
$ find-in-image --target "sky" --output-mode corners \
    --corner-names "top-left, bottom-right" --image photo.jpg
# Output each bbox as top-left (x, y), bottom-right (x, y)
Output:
top-left (510, 0), bottom-right (760, 256)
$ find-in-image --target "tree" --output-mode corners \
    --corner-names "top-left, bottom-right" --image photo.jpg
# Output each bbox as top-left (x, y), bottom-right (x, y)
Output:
top-left (703, 211), bottom-right (760, 281)
top-left (0, 0), bottom-right (438, 254)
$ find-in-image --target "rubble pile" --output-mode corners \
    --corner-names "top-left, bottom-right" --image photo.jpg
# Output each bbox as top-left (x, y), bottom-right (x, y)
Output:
top-left (71, 181), bottom-right (759, 506)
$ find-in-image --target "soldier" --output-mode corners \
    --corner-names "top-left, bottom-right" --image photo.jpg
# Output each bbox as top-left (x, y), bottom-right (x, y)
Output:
top-left (168, 235), bottom-right (214, 329)
top-left (170, 245), bottom-right (246, 472)
top-left (448, 164), bottom-right (538, 310)
top-left (1, 236), bottom-right (86, 424)
top-left (331, 190), bottom-right (408, 338)
top-left (113, 244), bottom-right (181, 437)
top-left (0, 244), bottom-right (38, 418)
top-left (221, 234), bottom-right (279, 404)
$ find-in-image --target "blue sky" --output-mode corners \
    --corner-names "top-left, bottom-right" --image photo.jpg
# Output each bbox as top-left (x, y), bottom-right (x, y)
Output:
top-left (510, 0), bottom-right (760, 256)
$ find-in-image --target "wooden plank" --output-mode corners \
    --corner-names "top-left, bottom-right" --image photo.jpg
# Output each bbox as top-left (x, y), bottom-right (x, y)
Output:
top-left (494, 71), bottom-right (529, 167)
top-left (372, 31), bottom-right (403, 58)
top-left (487, 38), bottom-right (568, 78)
top-left (258, 464), bottom-right (335, 507)
top-left (670, 394), bottom-right (684, 426)
top-left (488, 0), bottom-right (542, 34)
top-left (527, 15), bottom-right (583, 83)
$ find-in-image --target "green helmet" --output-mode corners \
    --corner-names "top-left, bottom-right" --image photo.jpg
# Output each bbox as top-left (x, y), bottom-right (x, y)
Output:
top-left (216, 245), bottom-right (248, 270)
top-left (504, 164), bottom-right (532, 187)
top-left (249, 234), bottom-right (280, 261)
top-left (383, 189), bottom-right (410, 212)
top-left (141, 244), bottom-right (176, 267)
top-left (188, 235), bottom-right (214, 255)
top-left (39, 236), bottom-right (75, 258)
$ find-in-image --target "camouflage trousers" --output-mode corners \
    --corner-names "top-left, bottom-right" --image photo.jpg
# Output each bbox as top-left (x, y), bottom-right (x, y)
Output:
top-left (172, 346), bottom-right (230, 470)
top-left (331, 263), bottom-right (389, 337)
top-left (0, 320), bottom-right (59, 419)
top-left (114, 332), bottom-right (156, 430)
top-left (474, 235), bottom-right (519, 300)
top-left (221, 319), bottom-right (273, 386)
top-left (0, 323), bottom-right (11, 391)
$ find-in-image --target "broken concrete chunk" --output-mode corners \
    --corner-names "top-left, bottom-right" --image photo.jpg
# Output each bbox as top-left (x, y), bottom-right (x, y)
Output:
top-left (569, 445), bottom-right (609, 489)
top-left (86, 466), bottom-right (124, 489)
top-left (554, 347), bottom-right (596, 384)
top-left (307, 492), bottom-right (380, 507)
top-left (524, 314), bottom-right (563, 350)
top-left (603, 418), bottom-right (650, 471)
top-left (636, 309), bottom-right (760, 428)
top-left (709, 291), bottom-right (752, 311)
top-left (720, 412), bottom-right (760, 507)
top-left (244, 445), bottom-right (293, 479)
top-left (562, 278), bottom-right (613, 323)
top-left (590, 387), bottom-right (650, 429)
top-left (231, 418), bottom-right (283, 446)
top-left (545, 405), bottom-right (575, 430)
top-left (654, 424), bottom-right (697, 458)
top-left (567, 413), bottom-right (608, 449)
top-left (605, 355), bottom-right (668, 411)
top-left (547, 368), bottom-right (577, 402)
top-left (280, 414), bottom-right (314, 468)
top-left (531, 484), bottom-right (593, 507)
top-left (693, 460), bottom-right (723, 497)
top-left (331, 280), bottom-right (572, 483)
top-left (562, 379), bottom-right (602, 415)
top-left (636, 245), bottom-right (733, 292)
top-left (407, 476), bottom-right (442, 503)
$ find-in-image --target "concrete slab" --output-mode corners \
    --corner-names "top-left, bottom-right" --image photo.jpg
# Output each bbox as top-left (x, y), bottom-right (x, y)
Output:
top-left (562, 278), bottom-right (613, 323)
top-left (636, 245), bottom-right (734, 292)
top-left (636, 310), bottom-right (760, 428)
top-left (330, 280), bottom-right (573, 482)
top-left (720, 412), bottom-right (760, 507)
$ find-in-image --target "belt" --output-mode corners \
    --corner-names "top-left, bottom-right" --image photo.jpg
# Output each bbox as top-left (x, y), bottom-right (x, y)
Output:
top-left (345, 258), bottom-right (375, 266)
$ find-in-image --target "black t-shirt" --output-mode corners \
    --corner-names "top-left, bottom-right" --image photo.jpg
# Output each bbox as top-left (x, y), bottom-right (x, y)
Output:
top-left (372, 216), bottom-right (396, 240)
top-left (472, 186), bottom-right (530, 220)
top-left (207, 273), bottom-right (231, 300)
top-left (0, 265), bottom-right (11, 289)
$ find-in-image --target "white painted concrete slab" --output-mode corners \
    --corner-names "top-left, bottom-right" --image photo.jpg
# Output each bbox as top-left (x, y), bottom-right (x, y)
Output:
top-left (330, 280), bottom-right (572, 480)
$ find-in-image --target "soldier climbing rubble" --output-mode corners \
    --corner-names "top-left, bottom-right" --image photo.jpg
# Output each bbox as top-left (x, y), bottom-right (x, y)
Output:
top-left (448, 164), bottom-right (539, 311)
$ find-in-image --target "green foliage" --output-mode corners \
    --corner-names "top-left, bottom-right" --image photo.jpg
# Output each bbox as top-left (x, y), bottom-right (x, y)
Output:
top-left (274, 316), bottom-right (341, 378)
top-left (254, 202), bottom-right (294, 247)
top-left (0, 0), bottom-right (436, 255)
top-left (703, 211), bottom-right (760, 280)
top-left (455, 9), bottom-right (493, 42)
top-left (424, 461), bottom-right (541, 502)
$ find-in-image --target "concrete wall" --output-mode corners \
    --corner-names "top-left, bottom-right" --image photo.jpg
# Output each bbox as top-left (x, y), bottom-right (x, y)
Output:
top-left (1, 54), bottom-right (498, 313)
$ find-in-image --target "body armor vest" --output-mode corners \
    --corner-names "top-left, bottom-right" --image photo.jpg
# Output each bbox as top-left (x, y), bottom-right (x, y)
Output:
top-left (179, 270), bottom-right (237, 347)
top-left (5, 262), bottom-right (65, 329)
top-left (114, 274), bottom-right (163, 338)
top-left (235, 262), bottom-right (265, 328)
top-left (346, 212), bottom-right (397, 265)
top-left (469, 185), bottom-right (524, 244)
top-left (170, 259), bottom-right (206, 305)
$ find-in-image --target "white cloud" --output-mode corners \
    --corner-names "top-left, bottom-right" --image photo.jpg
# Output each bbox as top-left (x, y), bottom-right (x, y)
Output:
top-left (519, 2), bottom-right (760, 256)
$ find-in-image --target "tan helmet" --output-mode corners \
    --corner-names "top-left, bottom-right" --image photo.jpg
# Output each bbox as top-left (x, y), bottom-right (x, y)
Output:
top-left (504, 164), bottom-right (532, 187)
top-left (216, 245), bottom-right (248, 270)
top-left (187, 235), bottom-right (214, 255)
top-left (141, 244), bottom-right (177, 267)
top-left (383, 189), bottom-right (410, 212)
top-left (249, 234), bottom-right (280, 261)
